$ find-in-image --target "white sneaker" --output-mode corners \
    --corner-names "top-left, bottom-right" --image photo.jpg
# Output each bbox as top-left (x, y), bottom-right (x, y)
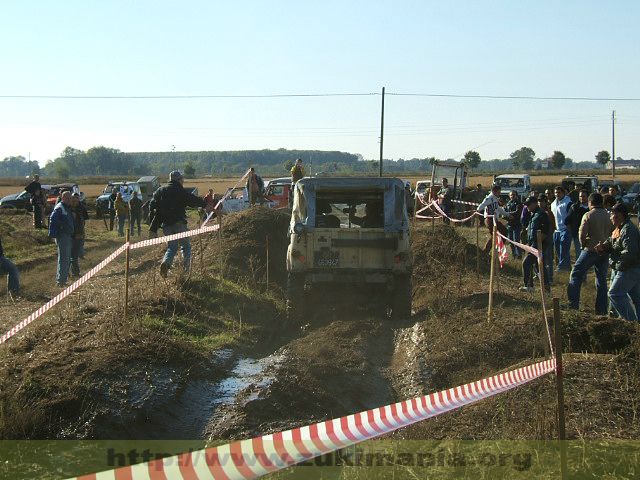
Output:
top-left (518, 286), bottom-right (534, 293)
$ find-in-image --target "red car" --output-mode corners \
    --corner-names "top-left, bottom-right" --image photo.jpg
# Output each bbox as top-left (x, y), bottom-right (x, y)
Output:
top-left (264, 177), bottom-right (293, 209)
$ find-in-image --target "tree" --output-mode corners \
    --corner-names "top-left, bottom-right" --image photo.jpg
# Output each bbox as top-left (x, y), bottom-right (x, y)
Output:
top-left (595, 150), bottom-right (611, 167)
top-left (509, 147), bottom-right (535, 170)
top-left (463, 150), bottom-right (481, 169)
top-left (184, 162), bottom-right (196, 177)
top-left (551, 150), bottom-right (566, 169)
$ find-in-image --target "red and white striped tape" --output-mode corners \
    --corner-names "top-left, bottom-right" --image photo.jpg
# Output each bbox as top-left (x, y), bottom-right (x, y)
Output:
top-left (130, 224), bottom-right (220, 250)
top-left (431, 201), bottom-right (479, 224)
top-left (452, 199), bottom-right (480, 207)
top-left (496, 232), bottom-right (540, 258)
top-left (0, 243), bottom-right (128, 345)
top-left (65, 357), bottom-right (556, 480)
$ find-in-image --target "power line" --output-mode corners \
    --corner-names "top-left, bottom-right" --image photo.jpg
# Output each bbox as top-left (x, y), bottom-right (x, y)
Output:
top-left (0, 92), bottom-right (379, 99)
top-left (387, 92), bottom-right (640, 101)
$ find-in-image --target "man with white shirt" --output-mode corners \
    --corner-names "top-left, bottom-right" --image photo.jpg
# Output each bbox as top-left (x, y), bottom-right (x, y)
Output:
top-left (476, 184), bottom-right (510, 252)
top-left (551, 185), bottom-right (573, 271)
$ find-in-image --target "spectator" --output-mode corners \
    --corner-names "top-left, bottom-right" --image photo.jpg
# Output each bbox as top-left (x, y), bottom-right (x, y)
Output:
top-left (565, 189), bottom-right (589, 258)
top-left (596, 203), bottom-right (640, 320)
top-left (114, 192), bottom-right (129, 237)
top-left (519, 196), bottom-right (550, 292)
top-left (545, 188), bottom-right (555, 204)
top-left (153, 170), bottom-right (210, 277)
top-left (609, 185), bottom-right (623, 203)
top-left (69, 193), bottom-right (89, 278)
top-left (201, 188), bottom-right (220, 222)
top-left (246, 167), bottom-right (261, 206)
top-left (567, 193), bottom-right (613, 314)
top-left (108, 187), bottom-right (118, 231)
top-left (49, 191), bottom-right (75, 287)
top-left (603, 194), bottom-right (616, 212)
top-left (0, 235), bottom-right (20, 297)
top-left (538, 194), bottom-right (556, 284)
top-left (476, 184), bottom-right (510, 252)
top-left (530, 190), bottom-right (539, 198)
top-left (551, 186), bottom-right (572, 271)
top-left (129, 191), bottom-right (143, 236)
top-left (24, 174), bottom-right (41, 197)
top-left (437, 178), bottom-right (453, 224)
top-left (30, 188), bottom-right (46, 229)
top-left (505, 190), bottom-right (523, 259)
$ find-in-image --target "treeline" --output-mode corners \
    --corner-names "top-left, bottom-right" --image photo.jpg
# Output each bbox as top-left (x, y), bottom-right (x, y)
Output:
top-left (0, 156), bottom-right (41, 177)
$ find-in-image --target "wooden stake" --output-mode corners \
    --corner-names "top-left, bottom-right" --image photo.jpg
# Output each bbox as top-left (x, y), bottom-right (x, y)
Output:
top-left (537, 231), bottom-right (549, 351)
top-left (552, 298), bottom-right (568, 480)
top-left (476, 220), bottom-right (480, 278)
top-left (218, 214), bottom-right (223, 280)
top-left (431, 213), bottom-right (435, 233)
top-left (265, 234), bottom-right (270, 287)
top-left (487, 219), bottom-right (497, 322)
top-left (124, 230), bottom-right (130, 321)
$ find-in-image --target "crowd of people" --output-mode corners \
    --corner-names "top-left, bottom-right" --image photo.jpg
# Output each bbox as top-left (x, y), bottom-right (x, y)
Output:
top-left (477, 183), bottom-right (640, 321)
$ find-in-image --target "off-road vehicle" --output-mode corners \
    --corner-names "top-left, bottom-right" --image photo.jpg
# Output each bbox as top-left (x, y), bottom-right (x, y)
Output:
top-left (286, 177), bottom-right (412, 321)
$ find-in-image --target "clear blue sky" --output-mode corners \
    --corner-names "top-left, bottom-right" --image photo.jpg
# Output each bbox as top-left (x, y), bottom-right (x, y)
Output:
top-left (1, 0), bottom-right (638, 165)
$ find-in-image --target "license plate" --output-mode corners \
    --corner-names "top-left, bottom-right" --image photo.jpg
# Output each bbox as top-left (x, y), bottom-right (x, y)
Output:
top-left (315, 251), bottom-right (339, 267)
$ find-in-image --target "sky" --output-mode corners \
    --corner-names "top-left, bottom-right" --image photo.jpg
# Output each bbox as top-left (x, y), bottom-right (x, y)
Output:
top-left (1, 0), bottom-right (639, 166)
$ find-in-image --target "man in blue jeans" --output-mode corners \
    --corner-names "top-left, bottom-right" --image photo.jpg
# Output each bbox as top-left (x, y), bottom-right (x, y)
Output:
top-left (596, 203), bottom-right (640, 321)
top-left (551, 186), bottom-right (573, 271)
top-left (0, 235), bottom-right (20, 296)
top-left (567, 193), bottom-right (613, 314)
top-left (152, 171), bottom-right (211, 277)
top-left (48, 191), bottom-right (75, 287)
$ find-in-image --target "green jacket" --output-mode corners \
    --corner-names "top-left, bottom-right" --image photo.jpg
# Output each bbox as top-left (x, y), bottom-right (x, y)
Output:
top-left (603, 220), bottom-right (640, 271)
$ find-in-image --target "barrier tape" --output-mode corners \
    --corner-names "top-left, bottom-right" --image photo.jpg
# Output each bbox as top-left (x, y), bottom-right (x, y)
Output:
top-left (0, 243), bottom-right (128, 345)
top-left (452, 199), bottom-right (480, 207)
top-left (431, 201), bottom-right (479, 224)
top-left (65, 357), bottom-right (556, 480)
top-left (496, 232), bottom-right (540, 258)
top-left (0, 170), bottom-right (249, 345)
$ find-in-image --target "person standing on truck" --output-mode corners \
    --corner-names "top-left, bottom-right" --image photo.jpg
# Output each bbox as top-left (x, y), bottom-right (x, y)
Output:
top-left (551, 186), bottom-right (573, 271)
top-left (505, 190), bottom-right (523, 259)
top-left (128, 191), bottom-right (143, 236)
top-left (153, 171), bottom-right (211, 277)
top-left (0, 235), bottom-right (20, 297)
top-left (437, 178), bottom-right (453, 224)
top-left (69, 193), bottom-right (89, 277)
top-left (290, 159), bottom-right (305, 208)
top-left (49, 191), bottom-right (75, 287)
top-left (567, 193), bottom-right (612, 315)
top-left (114, 192), bottom-right (129, 237)
top-left (476, 184), bottom-right (509, 252)
top-left (519, 196), bottom-right (550, 292)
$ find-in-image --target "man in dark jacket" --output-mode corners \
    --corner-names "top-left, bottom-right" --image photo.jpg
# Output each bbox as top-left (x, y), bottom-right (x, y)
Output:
top-left (108, 188), bottom-right (117, 231)
top-left (519, 196), bottom-right (550, 292)
top-left (49, 191), bottom-right (75, 287)
top-left (128, 191), bottom-right (143, 236)
top-left (69, 193), bottom-right (89, 277)
top-left (505, 190), bottom-right (523, 259)
top-left (0, 235), bottom-right (20, 297)
top-left (24, 174), bottom-right (41, 196)
top-left (25, 175), bottom-right (43, 229)
top-left (153, 171), bottom-right (209, 277)
top-left (565, 189), bottom-right (589, 259)
top-left (596, 203), bottom-right (640, 320)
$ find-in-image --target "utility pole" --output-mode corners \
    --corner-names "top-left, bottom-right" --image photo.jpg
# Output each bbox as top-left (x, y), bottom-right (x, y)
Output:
top-left (379, 86), bottom-right (385, 177)
top-left (611, 110), bottom-right (616, 181)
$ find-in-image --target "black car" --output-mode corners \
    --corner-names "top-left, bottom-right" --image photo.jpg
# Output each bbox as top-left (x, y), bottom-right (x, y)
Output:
top-left (0, 191), bottom-right (33, 211)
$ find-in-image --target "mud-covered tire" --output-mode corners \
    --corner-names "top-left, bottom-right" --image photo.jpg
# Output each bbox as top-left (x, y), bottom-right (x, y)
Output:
top-left (391, 274), bottom-right (412, 321)
top-left (286, 273), bottom-right (305, 322)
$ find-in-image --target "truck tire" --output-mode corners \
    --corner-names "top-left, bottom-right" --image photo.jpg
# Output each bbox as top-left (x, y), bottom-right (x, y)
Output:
top-left (391, 274), bottom-right (412, 321)
top-left (286, 273), bottom-right (306, 322)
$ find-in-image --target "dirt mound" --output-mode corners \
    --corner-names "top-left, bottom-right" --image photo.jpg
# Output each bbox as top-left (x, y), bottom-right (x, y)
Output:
top-left (216, 207), bottom-right (290, 285)
top-left (563, 312), bottom-right (637, 354)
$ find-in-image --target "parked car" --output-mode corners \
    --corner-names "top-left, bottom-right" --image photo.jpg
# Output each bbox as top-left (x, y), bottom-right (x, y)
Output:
top-left (220, 187), bottom-right (250, 214)
top-left (562, 176), bottom-right (599, 194)
top-left (263, 177), bottom-right (293, 209)
top-left (137, 176), bottom-right (160, 201)
top-left (45, 184), bottom-right (85, 212)
top-left (0, 190), bottom-right (33, 211)
top-left (622, 183), bottom-right (640, 206)
top-left (493, 174), bottom-right (531, 201)
top-left (95, 182), bottom-right (141, 218)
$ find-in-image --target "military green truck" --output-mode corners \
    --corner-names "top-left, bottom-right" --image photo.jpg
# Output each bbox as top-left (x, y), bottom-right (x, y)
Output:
top-left (286, 177), bottom-right (412, 321)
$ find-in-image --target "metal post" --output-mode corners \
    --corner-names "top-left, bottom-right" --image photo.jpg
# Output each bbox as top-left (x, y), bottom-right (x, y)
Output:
top-left (265, 234), bottom-right (270, 287)
top-left (612, 110), bottom-right (616, 181)
top-left (218, 214), bottom-right (223, 280)
top-left (552, 298), bottom-right (568, 480)
top-left (379, 86), bottom-right (385, 177)
top-left (124, 230), bottom-right (130, 321)
top-left (487, 219), bottom-right (497, 322)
